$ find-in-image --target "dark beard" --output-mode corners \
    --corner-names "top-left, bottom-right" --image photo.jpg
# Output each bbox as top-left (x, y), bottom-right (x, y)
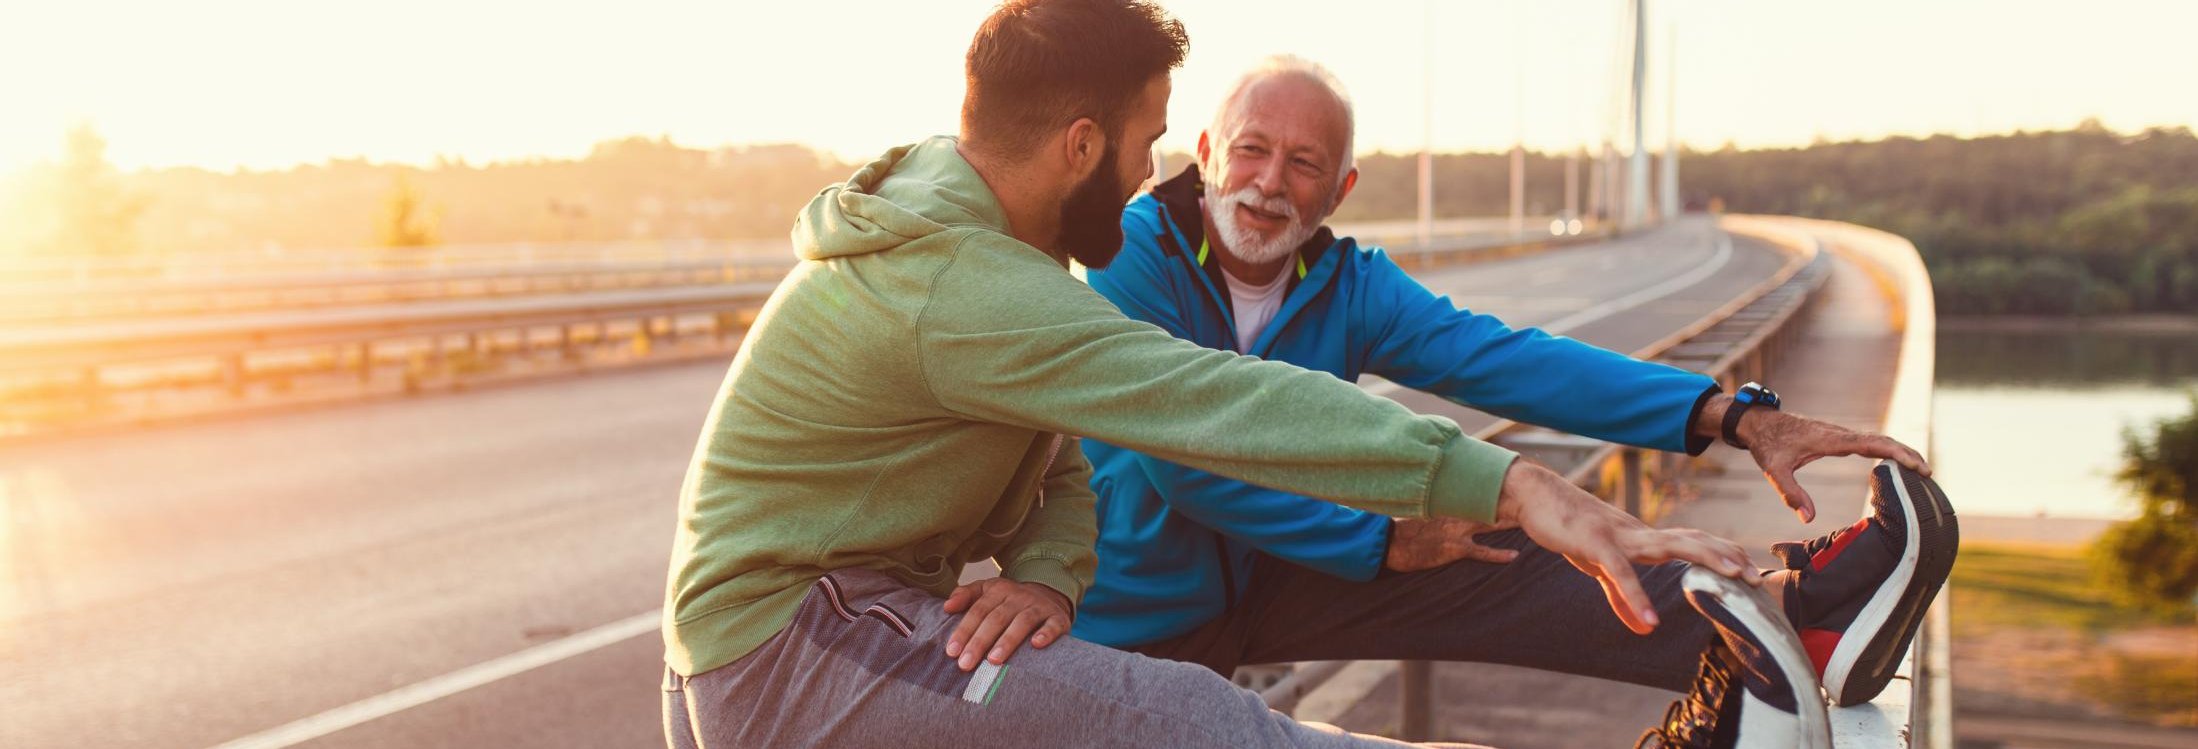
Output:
top-left (1056, 143), bottom-right (1128, 270)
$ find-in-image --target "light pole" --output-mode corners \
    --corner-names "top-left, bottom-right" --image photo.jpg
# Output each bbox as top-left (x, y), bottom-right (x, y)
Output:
top-left (1417, 0), bottom-right (1435, 253)
top-left (1626, 0), bottom-right (1650, 228)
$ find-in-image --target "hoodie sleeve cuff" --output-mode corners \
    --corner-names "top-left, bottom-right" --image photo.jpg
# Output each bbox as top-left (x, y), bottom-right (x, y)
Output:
top-left (1682, 383), bottom-right (1723, 457)
top-left (1003, 557), bottom-right (1085, 618)
top-left (1423, 433), bottom-right (1519, 523)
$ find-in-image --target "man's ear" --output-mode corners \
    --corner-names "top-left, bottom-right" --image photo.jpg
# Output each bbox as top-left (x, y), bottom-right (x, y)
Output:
top-left (1335, 166), bottom-right (1360, 206)
top-left (1195, 130), bottom-right (1212, 170)
top-left (1062, 116), bottom-right (1107, 180)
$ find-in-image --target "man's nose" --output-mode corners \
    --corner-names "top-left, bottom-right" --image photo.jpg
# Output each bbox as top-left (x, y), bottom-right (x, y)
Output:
top-left (1253, 154), bottom-right (1287, 197)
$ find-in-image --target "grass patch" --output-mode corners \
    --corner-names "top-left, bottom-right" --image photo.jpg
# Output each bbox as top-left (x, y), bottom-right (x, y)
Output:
top-left (2076, 652), bottom-right (2198, 725)
top-left (1952, 540), bottom-right (2198, 726)
top-left (1950, 541), bottom-right (2183, 635)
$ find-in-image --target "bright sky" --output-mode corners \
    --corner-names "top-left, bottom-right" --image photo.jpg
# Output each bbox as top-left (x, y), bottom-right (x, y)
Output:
top-left (3, 0), bottom-right (2195, 177)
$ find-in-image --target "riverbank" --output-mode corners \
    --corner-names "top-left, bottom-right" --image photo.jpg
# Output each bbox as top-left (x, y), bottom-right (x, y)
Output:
top-left (1940, 313), bottom-right (2198, 334)
top-left (1951, 541), bottom-right (2198, 734)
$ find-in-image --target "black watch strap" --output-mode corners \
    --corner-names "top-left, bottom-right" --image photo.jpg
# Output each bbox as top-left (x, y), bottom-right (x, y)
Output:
top-left (1721, 400), bottom-right (1754, 450)
top-left (1722, 383), bottom-right (1780, 450)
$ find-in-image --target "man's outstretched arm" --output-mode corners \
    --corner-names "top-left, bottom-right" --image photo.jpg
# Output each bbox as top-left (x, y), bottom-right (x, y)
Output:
top-left (1353, 246), bottom-right (1929, 523)
top-left (1353, 248), bottom-right (1717, 455)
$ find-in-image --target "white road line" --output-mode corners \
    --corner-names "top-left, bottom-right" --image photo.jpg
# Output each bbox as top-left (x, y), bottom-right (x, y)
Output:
top-left (1362, 231), bottom-right (1734, 398)
top-left (207, 610), bottom-right (659, 749)
top-left (1537, 232), bottom-right (1733, 335)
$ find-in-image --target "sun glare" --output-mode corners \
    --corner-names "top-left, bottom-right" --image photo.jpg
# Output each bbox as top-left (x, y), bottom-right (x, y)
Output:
top-left (2, 1), bottom-right (2191, 178)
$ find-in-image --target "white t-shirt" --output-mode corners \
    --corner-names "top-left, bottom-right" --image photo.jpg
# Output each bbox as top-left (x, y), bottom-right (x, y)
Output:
top-left (1219, 263), bottom-right (1291, 353)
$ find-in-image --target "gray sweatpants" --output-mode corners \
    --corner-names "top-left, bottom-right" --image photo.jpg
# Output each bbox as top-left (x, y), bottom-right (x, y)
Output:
top-left (1129, 528), bottom-right (1712, 693)
top-left (663, 567), bottom-right (1494, 748)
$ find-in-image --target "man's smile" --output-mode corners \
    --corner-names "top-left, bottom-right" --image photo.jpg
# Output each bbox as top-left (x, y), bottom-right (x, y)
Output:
top-left (1236, 201), bottom-right (1288, 229)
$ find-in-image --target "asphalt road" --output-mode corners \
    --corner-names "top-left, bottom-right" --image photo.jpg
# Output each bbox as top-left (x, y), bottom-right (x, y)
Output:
top-left (0, 217), bottom-right (1787, 748)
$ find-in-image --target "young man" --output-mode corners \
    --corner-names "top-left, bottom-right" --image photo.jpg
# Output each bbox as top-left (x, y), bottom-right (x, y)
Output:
top-left (657, 2), bottom-right (1826, 747)
top-left (1074, 57), bottom-right (1958, 747)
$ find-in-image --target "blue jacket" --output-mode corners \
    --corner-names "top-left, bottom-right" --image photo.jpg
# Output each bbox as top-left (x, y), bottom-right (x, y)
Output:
top-left (1071, 167), bottom-right (1719, 648)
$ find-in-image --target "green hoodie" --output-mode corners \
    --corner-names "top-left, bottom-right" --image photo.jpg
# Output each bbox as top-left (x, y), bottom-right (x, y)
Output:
top-left (662, 136), bottom-right (1518, 676)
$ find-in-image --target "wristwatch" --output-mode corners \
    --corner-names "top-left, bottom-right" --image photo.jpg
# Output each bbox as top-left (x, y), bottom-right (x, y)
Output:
top-left (1721, 382), bottom-right (1782, 450)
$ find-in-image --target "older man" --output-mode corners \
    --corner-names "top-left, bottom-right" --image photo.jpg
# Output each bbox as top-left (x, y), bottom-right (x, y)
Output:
top-left (1076, 57), bottom-right (1956, 748)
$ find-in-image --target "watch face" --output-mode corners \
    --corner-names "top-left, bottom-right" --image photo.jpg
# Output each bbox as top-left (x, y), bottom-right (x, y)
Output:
top-left (1739, 382), bottom-right (1781, 409)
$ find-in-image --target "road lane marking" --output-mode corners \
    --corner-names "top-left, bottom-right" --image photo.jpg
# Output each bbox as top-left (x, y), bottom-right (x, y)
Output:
top-left (1363, 231), bottom-right (1734, 398)
top-left (207, 610), bottom-right (659, 749)
top-left (1537, 232), bottom-right (1733, 335)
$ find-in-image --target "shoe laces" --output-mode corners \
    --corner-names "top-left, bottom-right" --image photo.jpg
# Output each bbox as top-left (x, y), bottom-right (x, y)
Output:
top-left (1770, 538), bottom-right (1825, 571)
top-left (1635, 647), bottom-right (1735, 748)
top-left (1771, 516), bottom-right (1871, 571)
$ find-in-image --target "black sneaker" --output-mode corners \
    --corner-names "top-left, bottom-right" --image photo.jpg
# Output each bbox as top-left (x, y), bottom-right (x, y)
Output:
top-left (1773, 459), bottom-right (1958, 706)
top-left (1637, 567), bottom-right (1831, 749)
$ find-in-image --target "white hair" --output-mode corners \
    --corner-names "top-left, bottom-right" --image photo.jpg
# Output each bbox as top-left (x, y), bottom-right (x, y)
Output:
top-left (1209, 55), bottom-right (1356, 174)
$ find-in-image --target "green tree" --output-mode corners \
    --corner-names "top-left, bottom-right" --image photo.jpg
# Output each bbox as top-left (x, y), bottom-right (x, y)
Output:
top-left (2094, 393), bottom-right (2198, 615)
top-left (49, 123), bottom-right (146, 258)
top-left (377, 172), bottom-right (439, 249)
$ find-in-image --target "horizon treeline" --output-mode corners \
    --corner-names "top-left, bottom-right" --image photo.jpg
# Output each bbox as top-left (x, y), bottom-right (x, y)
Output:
top-left (9, 122), bottom-right (2196, 316)
top-left (1683, 121), bottom-right (2198, 316)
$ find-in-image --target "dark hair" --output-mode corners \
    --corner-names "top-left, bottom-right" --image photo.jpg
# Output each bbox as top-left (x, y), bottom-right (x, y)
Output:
top-left (961, 0), bottom-right (1189, 156)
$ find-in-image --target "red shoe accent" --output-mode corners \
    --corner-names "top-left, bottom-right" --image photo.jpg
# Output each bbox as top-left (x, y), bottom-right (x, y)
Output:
top-left (1799, 628), bottom-right (1841, 676)
top-left (1809, 518), bottom-right (1873, 572)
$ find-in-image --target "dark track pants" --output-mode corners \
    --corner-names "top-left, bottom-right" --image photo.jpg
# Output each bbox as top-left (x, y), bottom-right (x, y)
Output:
top-left (1127, 529), bottom-right (1712, 693)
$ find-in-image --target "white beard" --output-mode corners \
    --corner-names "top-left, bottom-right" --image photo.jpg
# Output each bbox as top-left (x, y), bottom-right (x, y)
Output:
top-left (1205, 181), bottom-right (1318, 265)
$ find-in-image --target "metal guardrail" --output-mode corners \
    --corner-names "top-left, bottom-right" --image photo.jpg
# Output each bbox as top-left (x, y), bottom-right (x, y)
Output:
top-left (0, 282), bottom-right (779, 377)
top-left (0, 237), bottom-right (791, 283)
top-left (0, 257), bottom-right (797, 323)
top-left (1257, 218), bottom-right (1835, 739)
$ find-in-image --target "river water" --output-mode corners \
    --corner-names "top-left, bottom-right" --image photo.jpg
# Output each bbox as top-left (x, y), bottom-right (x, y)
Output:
top-left (1933, 324), bottom-right (2198, 520)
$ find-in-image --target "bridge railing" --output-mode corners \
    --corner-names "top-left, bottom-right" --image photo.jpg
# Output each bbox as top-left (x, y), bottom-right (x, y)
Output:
top-left (0, 257), bottom-right (798, 324)
top-left (1260, 215), bottom-right (1945, 749)
top-left (0, 237), bottom-right (792, 283)
top-left (1752, 216), bottom-right (1946, 749)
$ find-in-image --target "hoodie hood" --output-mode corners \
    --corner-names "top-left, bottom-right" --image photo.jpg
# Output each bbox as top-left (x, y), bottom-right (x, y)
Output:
top-left (792, 136), bottom-right (1011, 261)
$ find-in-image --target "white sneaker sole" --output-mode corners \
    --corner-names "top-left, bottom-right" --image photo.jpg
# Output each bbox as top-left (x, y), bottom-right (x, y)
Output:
top-left (1684, 566), bottom-right (1832, 749)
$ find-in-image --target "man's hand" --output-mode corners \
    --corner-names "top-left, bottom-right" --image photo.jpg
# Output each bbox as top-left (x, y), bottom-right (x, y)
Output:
top-left (942, 577), bottom-right (1072, 672)
top-left (1494, 460), bottom-right (1756, 635)
top-left (1385, 517), bottom-right (1520, 572)
top-left (1722, 400), bottom-right (1931, 523)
